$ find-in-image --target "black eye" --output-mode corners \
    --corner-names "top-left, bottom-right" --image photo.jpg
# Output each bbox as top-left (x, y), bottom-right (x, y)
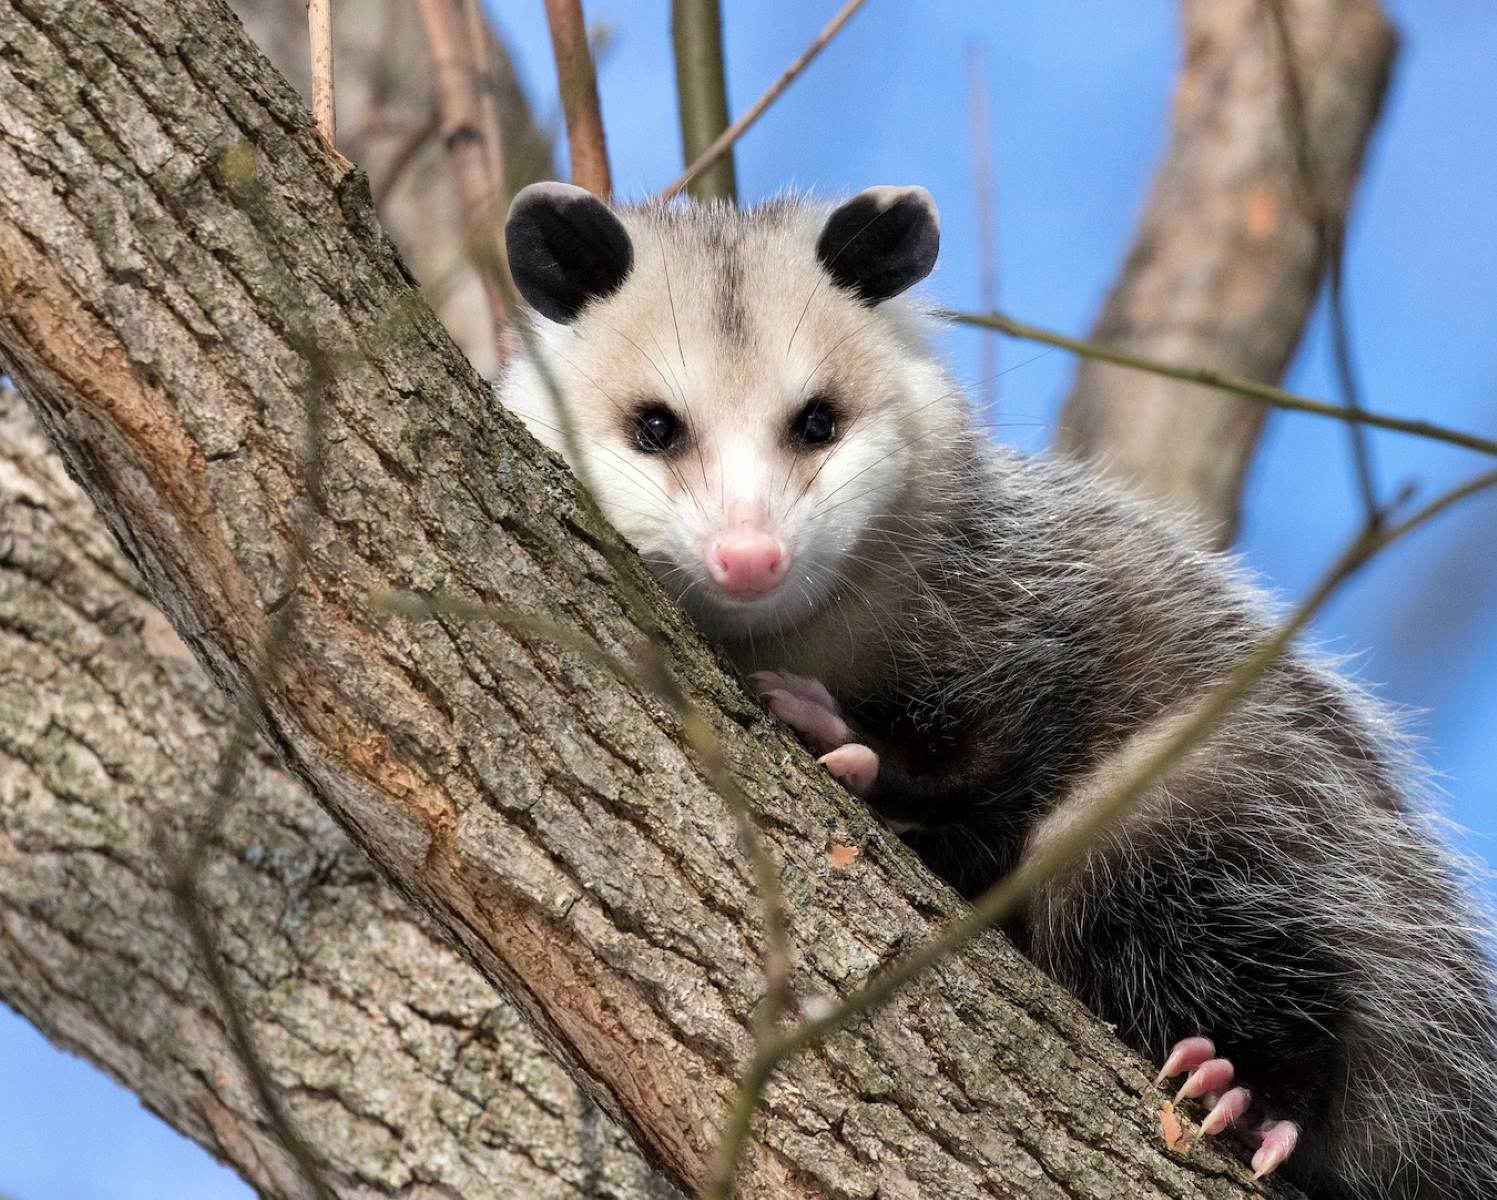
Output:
top-left (632, 405), bottom-right (683, 454)
top-left (789, 398), bottom-right (839, 448)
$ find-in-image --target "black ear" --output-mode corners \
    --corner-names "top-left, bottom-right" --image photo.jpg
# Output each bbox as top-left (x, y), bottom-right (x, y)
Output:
top-left (815, 186), bottom-right (940, 305)
top-left (505, 182), bottom-right (634, 323)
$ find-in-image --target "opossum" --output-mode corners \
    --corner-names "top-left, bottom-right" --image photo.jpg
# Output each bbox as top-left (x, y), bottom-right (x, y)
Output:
top-left (497, 180), bottom-right (1497, 1198)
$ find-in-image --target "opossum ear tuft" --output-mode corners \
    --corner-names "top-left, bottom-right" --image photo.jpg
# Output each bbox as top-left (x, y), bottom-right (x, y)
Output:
top-left (505, 182), bottom-right (634, 323)
top-left (816, 186), bottom-right (940, 305)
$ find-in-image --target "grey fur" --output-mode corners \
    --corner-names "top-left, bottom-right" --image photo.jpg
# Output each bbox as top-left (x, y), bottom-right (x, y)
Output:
top-left (498, 189), bottom-right (1497, 1199)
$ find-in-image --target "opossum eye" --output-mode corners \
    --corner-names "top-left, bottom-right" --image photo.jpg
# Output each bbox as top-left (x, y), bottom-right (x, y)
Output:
top-left (789, 398), bottom-right (838, 448)
top-left (632, 405), bottom-right (684, 454)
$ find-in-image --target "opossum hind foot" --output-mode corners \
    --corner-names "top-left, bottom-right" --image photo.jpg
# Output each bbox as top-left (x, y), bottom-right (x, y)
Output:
top-left (1158, 1036), bottom-right (1301, 1177)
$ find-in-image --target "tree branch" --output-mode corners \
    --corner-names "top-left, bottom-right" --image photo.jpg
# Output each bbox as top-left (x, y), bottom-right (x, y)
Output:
top-left (544, 0), bottom-right (613, 197)
top-left (0, 390), bottom-right (673, 1199)
top-left (951, 308), bottom-right (1497, 459)
top-left (412, 0), bottom-right (513, 353)
top-left (671, 0), bottom-right (737, 202)
top-left (659, 0), bottom-right (869, 203)
top-left (0, 3), bottom-right (1295, 1195)
top-left (1054, 0), bottom-right (1395, 547)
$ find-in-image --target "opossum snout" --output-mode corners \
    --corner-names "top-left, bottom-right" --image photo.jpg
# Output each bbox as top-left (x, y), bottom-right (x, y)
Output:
top-left (704, 522), bottom-right (790, 599)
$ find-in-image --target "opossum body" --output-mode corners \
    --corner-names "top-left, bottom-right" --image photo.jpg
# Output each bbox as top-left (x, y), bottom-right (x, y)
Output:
top-left (498, 181), bottom-right (1497, 1198)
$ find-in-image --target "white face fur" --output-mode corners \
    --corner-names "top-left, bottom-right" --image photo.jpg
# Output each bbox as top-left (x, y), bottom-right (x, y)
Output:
top-left (499, 184), bottom-right (966, 641)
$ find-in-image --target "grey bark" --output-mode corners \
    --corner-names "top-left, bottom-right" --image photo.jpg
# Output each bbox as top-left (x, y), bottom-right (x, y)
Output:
top-left (0, 390), bottom-right (673, 1199)
top-left (1056, 0), bottom-right (1395, 547)
top-left (0, 1), bottom-right (1300, 1197)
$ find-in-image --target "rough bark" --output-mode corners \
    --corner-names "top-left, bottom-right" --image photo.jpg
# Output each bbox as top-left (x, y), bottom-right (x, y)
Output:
top-left (0, 2), bottom-right (1299, 1197)
top-left (228, 0), bottom-right (554, 378)
top-left (1056, 0), bottom-right (1395, 547)
top-left (0, 390), bottom-right (674, 1199)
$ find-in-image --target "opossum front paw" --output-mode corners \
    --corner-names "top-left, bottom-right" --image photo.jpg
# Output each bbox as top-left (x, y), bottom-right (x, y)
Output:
top-left (750, 672), bottom-right (880, 797)
top-left (1157, 1037), bottom-right (1300, 1178)
top-left (750, 671), bottom-right (850, 753)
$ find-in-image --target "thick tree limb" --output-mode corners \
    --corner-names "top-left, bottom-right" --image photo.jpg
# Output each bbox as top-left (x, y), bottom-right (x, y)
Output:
top-left (1056, 0), bottom-right (1395, 547)
top-left (0, 391), bottom-right (673, 1199)
top-left (0, 2), bottom-right (1297, 1196)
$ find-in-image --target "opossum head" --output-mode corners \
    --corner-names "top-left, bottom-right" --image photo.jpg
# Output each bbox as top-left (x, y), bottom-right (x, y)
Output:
top-left (499, 183), bottom-right (964, 639)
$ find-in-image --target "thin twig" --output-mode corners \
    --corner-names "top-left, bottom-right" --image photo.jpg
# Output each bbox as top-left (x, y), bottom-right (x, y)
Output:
top-left (308, 0), bottom-right (336, 147)
top-left (948, 308), bottom-right (1497, 459)
top-left (658, 0), bottom-right (870, 202)
top-left (1263, 0), bottom-right (1380, 522)
top-left (703, 465), bottom-right (1497, 1197)
top-left (543, 0), bottom-right (614, 197)
top-left (671, 0), bottom-right (738, 202)
top-left (965, 42), bottom-right (999, 421)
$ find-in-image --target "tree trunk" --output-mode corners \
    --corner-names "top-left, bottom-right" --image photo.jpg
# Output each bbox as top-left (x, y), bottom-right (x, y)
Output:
top-left (1056, 0), bottom-right (1395, 547)
top-left (0, 390), bottom-right (674, 1199)
top-left (0, 1), bottom-right (1297, 1196)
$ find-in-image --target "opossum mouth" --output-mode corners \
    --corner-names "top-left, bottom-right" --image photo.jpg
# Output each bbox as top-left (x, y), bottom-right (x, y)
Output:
top-left (682, 576), bottom-right (826, 639)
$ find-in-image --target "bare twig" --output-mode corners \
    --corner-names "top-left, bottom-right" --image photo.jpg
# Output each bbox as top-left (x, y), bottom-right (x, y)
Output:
top-left (659, 0), bottom-right (870, 202)
top-left (1263, 0), bottom-right (1381, 523)
top-left (543, 0), bottom-right (614, 197)
top-left (413, 0), bottom-right (511, 350)
top-left (671, 0), bottom-right (738, 202)
top-left (704, 464), bottom-right (1497, 1196)
top-left (965, 42), bottom-right (999, 420)
top-left (950, 308), bottom-right (1497, 459)
top-left (307, 0), bottom-right (336, 146)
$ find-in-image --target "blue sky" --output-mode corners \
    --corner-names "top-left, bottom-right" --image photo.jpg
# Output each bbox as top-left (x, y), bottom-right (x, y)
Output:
top-left (4, 2), bottom-right (1495, 1195)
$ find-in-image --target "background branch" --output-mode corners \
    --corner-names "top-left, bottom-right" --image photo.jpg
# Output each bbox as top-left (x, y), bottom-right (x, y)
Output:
top-left (544, 0), bottom-right (614, 197)
top-left (671, 0), bottom-right (738, 202)
top-left (412, 0), bottom-right (513, 355)
top-left (308, 0), bottom-right (336, 147)
top-left (1263, 0), bottom-right (1381, 521)
top-left (952, 308), bottom-right (1497, 458)
top-left (1054, 0), bottom-right (1395, 547)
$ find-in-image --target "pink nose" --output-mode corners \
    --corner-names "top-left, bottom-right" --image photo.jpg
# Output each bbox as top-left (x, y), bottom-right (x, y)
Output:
top-left (706, 528), bottom-right (790, 597)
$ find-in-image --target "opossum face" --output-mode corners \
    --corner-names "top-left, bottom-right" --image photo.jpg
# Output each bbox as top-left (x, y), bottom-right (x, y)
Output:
top-left (501, 183), bottom-right (957, 639)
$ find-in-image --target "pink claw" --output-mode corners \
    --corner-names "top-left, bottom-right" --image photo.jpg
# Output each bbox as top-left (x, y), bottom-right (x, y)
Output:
top-left (1157, 1037), bottom-right (1217, 1086)
top-left (1251, 1119), bottom-right (1300, 1178)
top-left (1177, 1058), bottom-right (1236, 1103)
top-left (1200, 1087), bottom-right (1253, 1137)
top-left (819, 744), bottom-right (879, 798)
